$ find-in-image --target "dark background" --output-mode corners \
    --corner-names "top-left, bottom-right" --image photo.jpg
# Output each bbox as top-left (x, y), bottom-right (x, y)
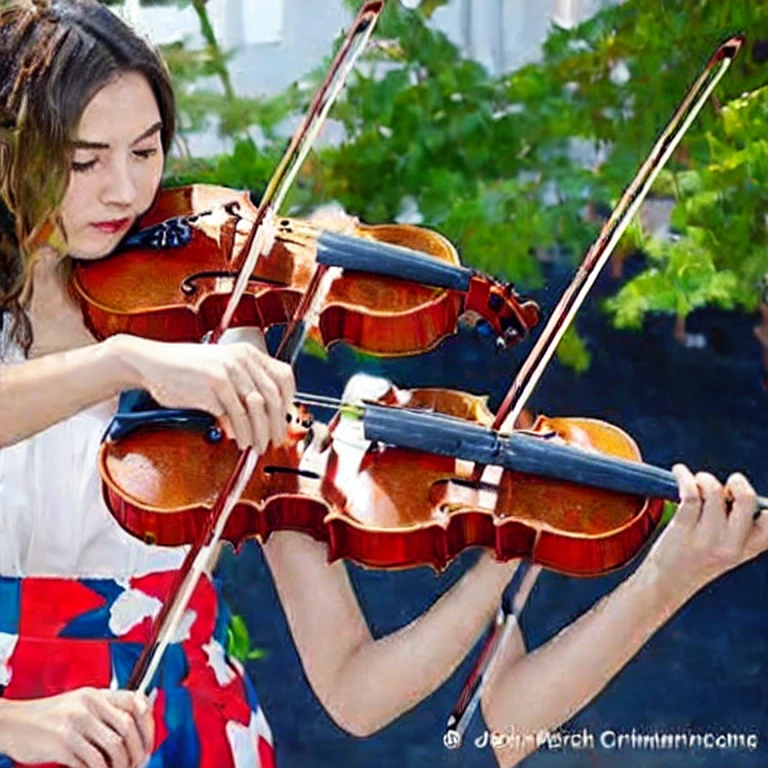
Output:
top-left (216, 258), bottom-right (768, 767)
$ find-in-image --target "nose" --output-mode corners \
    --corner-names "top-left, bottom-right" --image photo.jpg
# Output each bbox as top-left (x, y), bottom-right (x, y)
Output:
top-left (100, 154), bottom-right (137, 208)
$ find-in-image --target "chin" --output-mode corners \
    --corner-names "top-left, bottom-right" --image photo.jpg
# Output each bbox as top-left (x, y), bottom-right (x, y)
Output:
top-left (69, 231), bottom-right (126, 260)
top-left (68, 246), bottom-right (113, 261)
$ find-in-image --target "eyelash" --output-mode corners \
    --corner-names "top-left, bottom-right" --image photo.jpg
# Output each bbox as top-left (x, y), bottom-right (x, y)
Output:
top-left (71, 148), bottom-right (159, 173)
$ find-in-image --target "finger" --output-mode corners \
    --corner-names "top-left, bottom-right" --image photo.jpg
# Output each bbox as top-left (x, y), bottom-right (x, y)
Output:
top-left (214, 377), bottom-right (252, 450)
top-left (227, 360), bottom-right (269, 451)
top-left (246, 361), bottom-right (286, 448)
top-left (53, 741), bottom-right (89, 768)
top-left (219, 414), bottom-right (236, 443)
top-left (694, 471), bottom-right (727, 544)
top-left (672, 464), bottom-right (701, 529)
top-left (231, 358), bottom-right (272, 452)
top-left (79, 698), bottom-right (132, 768)
top-left (141, 700), bottom-right (156, 762)
top-left (99, 691), bottom-right (151, 764)
top-left (255, 352), bottom-right (295, 414)
top-left (135, 692), bottom-right (156, 757)
top-left (68, 731), bottom-right (107, 768)
top-left (89, 722), bottom-right (131, 768)
top-left (723, 472), bottom-right (757, 555)
top-left (244, 388), bottom-right (269, 454)
top-left (267, 357), bottom-right (296, 413)
top-left (744, 502), bottom-right (768, 559)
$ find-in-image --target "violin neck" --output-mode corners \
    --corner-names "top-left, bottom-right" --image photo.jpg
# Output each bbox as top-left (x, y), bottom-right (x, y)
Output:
top-left (502, 430), bottom-right (679, 501)
top-left (316, 231), bottom-right (472, 291)
top-left (363, 406), bottom-right (680, 502)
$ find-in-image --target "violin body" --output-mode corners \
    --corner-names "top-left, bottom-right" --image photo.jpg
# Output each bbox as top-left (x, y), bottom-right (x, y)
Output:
top-left (72, 184), bottom-right (539, 355)
top-left (336, 413), bottom-right (663, 575)
top-left (99, 384), bottom-right (663, 576)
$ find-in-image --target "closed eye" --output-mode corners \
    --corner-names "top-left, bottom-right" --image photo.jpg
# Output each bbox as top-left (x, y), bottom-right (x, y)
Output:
top-left (134, 148), bottom-right (158, 159)
top-left (71, 158), bottom-right (98, 173)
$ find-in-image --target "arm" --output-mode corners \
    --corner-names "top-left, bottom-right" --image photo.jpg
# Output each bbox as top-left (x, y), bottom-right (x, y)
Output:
top-left (0, 337), bottom-right (130, 447)
top-left (262, 531), bottom-right (518, 737)
top-left (480, 468), bottom-right (768, 768)
top-left (0, 331), bottom-right (293, 450)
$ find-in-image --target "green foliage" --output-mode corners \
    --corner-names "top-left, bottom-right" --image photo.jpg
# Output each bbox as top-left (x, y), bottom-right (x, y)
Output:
top-left (226, 613), bottom-right (266, 662)
top-left (164, 0), bottom-right (768, 368)
top-left (556, 325), bottom-right (592, 373)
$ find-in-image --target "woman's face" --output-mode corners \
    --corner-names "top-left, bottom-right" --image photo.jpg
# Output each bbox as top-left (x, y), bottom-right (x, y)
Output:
top-left (59, 71), bottom-right (165, 259)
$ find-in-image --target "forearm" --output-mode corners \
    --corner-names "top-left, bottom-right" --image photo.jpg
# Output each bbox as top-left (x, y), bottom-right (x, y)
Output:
top-left (0, 699), bottom-right (20, 757)
top-left (0, 699), bottom-right (10, 754)
top-left (481, 561), bottom-right (684, 767)
top-left (329, 554), bottom-right (519, 736)
top-left (0, 334), bottom-right (135, 446)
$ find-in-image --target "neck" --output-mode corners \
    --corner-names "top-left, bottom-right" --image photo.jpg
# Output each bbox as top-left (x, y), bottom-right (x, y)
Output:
top-left (27, 250), bottom-right (95, 358)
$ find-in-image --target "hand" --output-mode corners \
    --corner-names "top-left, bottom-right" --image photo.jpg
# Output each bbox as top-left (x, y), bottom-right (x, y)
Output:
top-left (644, 465), bottom-right (768, 604)
top-left (113, 334), bottom-right (295, 453)
top-left (0, 687), bottom-right (154, 768)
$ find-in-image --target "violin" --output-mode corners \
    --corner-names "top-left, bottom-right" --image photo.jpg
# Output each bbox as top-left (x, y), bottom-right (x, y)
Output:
top-left (97, 373), bottom-right (768, 576)
top-left (96, 377), bottom-right (703, 575)
top-left (71, 183), bottom-right (539, 355)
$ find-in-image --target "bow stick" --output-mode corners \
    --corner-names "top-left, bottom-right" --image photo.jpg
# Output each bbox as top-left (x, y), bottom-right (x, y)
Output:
top-left (125, 0), bottom-right (386, 695)
top-left (443, 35), bottom-right (745, 746)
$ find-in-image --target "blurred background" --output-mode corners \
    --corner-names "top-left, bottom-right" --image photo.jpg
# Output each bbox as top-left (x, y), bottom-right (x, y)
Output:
top-left (105, 0), bottom-right (768, 765)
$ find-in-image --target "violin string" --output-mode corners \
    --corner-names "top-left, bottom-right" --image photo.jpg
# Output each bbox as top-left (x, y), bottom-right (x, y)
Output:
top-left (293, 391), bottom-right (345, 410)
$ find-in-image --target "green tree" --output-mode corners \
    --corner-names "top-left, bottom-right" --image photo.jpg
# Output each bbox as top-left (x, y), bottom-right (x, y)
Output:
top-left (160, 0), bottom-right (768, 366)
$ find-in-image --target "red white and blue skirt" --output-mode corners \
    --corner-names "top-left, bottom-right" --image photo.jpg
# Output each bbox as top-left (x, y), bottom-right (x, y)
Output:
top-left (0, 572), bottom-right (276, 768)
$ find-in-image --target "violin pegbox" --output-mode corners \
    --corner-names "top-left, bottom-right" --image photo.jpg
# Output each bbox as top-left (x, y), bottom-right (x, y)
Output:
top-left (463, 272), bottom-right (540, 350)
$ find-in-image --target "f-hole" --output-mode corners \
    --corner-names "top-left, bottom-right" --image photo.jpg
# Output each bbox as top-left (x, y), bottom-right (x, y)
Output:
top-left (263, 466), bottom-right (321, 480)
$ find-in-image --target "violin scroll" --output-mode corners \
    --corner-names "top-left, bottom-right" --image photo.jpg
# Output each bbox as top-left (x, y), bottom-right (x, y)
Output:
top-left (464, 272), bottom-right (540, 350)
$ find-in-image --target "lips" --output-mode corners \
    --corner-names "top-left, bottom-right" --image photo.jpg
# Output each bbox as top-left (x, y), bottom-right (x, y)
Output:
top-left (90, 217), bottom-right (131, 234)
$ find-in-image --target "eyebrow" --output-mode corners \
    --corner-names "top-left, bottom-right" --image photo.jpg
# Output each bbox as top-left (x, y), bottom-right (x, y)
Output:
top-left (71, 121), bottom-right (163, 150)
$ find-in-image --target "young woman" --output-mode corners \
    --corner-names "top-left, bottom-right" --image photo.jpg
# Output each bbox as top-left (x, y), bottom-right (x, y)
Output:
top-left (0, 1), bottom-right (764, 767)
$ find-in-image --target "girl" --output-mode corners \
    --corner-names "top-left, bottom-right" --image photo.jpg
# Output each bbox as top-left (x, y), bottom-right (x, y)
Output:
top-left (0, 1), bottom-right (763, 767)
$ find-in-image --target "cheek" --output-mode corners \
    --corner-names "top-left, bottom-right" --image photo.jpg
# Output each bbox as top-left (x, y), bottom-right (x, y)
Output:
top-left (59, 173), bottom-right (94, 234)
top-left (137, 155), bottom-right (164, 212)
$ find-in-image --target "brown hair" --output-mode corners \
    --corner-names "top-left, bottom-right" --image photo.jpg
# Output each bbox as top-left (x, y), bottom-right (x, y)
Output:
top-left (0, 0), bottom-right (175, 355)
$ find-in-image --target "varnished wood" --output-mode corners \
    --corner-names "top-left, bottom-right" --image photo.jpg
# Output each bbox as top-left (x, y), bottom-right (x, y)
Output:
top-left (73, 184), bottom-right (537, 355)
top-left (100, 387), bottom-right (663, 576)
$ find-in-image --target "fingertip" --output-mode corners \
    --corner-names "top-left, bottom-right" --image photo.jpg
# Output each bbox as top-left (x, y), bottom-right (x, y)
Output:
top-left (672, 463), bottom-right (694, 483)
top-left (135, 692), bottom-right (149, 715)
top-left (673, 464), bottom-right (697, 495)
top-left (694, 470), bottom-right (724, 496)
top-left (727, 471), bottom-right (755, 494)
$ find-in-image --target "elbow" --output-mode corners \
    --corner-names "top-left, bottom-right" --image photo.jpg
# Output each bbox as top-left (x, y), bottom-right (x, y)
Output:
top-left (321, 690), bottom-right (388, 738)
top-left (480, 691), bottom-right (536, 768)
top-left (319, 664), bottom-right (405, 738)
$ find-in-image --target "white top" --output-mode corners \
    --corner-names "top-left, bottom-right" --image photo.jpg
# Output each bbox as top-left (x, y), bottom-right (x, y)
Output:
top-left (0, 318), bottom-right (187, 578)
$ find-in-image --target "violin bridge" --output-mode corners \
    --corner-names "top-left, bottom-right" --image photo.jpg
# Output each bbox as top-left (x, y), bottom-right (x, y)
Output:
top-left (478, 465), bottom-right (503, 513)
top-left (449, 460), bottom-right (501, 512)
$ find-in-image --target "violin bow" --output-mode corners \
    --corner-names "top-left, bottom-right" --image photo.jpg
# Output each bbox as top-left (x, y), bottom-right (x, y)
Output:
top-left (444, 35), bottom-right (745, 746)
top-left (125, 0), bottom-right (386, 695)
top-left (212, 1), bottom-right (384, 343)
